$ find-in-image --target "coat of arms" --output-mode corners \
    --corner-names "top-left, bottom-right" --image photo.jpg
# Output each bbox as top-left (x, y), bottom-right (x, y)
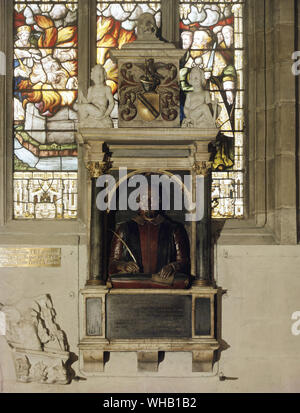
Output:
top-left (118, 58), bottom-right (180, 127)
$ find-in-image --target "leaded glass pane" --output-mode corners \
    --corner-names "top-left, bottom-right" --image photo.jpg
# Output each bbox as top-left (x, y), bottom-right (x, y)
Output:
top-left (14, 0), bottom-right (78, 219)
top-left (179, 0), bottom-right (244, 218)
top-left (14, 172), bottom-right (77, 219)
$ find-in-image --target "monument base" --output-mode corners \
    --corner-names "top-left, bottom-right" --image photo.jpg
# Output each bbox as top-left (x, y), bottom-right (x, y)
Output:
top-left (79, 287), bottom-right (220, 374)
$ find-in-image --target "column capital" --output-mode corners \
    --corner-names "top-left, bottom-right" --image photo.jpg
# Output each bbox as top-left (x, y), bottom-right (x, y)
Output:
top-left (193, 161), bottom-right (212, 177)
top-left (86, 160), bottom-right (112, 179)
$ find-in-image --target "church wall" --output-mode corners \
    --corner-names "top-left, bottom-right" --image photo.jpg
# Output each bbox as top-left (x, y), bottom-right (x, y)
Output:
top-left (1, 243), bottom-right (300, 393)
top-left (1, 0), bottom-right (300, 394)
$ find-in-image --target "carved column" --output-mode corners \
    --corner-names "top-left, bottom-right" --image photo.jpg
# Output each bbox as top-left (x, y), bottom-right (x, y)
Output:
top-left (78, 0), bottom-right (97, 97)
top-left (161, 0), bottom-right (180, 46)
top-left (0, 0), bottom-right (12, 226)
top-left (85, 142), bottom-right (111, 286)
top-left (193, 160), bottom-right (212, 287)
top-left (0, 0), bottom-right (5, 227)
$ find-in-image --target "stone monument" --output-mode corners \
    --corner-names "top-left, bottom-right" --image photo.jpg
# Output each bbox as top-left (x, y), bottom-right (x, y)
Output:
top-left (77, 12), bottom-right (220, 375)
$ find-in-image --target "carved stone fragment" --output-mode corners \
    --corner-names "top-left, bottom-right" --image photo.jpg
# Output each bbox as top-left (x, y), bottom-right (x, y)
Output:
top-left (1, 295), bottom-right (71, 384)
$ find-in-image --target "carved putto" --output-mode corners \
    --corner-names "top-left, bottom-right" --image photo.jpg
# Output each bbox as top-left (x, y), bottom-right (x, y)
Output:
top-left (182, 66), bottom-right (219, 129)
top-left (79, 64), bottom-right (114, 128)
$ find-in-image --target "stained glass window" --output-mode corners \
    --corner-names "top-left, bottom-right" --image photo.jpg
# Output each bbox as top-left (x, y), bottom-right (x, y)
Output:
top-left (96, 0), bottom-right (162, 126)
top-left (13, 0), bottom-right (78, 219)
top-left (179, 0), bottom-right (244, 218)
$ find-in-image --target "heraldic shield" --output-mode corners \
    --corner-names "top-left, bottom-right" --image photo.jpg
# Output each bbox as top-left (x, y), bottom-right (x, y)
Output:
top-left (137, 91), bottom-right (160, 122)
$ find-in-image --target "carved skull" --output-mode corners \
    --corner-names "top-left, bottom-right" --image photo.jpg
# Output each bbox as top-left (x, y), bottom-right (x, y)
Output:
top-left (137, 13), bottom-right (157, 40)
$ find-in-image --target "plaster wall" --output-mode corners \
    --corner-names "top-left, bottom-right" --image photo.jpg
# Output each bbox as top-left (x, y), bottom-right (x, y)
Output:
top-left (1, 243), bottom-right (299, 393)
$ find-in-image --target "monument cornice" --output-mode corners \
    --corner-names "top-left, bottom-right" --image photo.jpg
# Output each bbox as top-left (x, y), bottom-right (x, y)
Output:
top-left (77, 127), bottom-right (218, 145)
top-left (110, 45), bottom-right (185, 59)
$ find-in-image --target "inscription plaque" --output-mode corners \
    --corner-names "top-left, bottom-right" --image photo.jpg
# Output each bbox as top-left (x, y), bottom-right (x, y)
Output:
top-left (106, 294), bottom-right (192, 339)
top-left (86, 298), bottom-right (102, 336)
top-left (0, 248), bottom-right (61, 267)
top-left (194, 297), bottom-right (211, 336)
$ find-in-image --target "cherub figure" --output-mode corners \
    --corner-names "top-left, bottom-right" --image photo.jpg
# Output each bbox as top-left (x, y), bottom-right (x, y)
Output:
top-left (182, 66), bottom-right (218, 129)
top-left (79, 64), bottom-right (114, 128)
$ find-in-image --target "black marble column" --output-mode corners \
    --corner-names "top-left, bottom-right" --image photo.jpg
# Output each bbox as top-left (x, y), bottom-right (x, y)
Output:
top-left (195, 166), bottom-right (212, 286)
top-left (87, 177), bottom-right (104, 286)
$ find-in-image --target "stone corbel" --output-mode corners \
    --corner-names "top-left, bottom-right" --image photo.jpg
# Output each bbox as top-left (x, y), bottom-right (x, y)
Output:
top-left (192, 350), bottom-right (215, 373)
top-left (137, 351), bottom-right (159, 372)
top-left (82, 350), bottom-right (105, 373)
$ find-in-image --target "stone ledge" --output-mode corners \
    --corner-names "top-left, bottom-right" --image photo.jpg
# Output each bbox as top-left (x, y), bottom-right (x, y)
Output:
top-left (77, 128), bottom-right (218, 144)
top-left (214, 220), bottom-right (277, 245)
top-left (79, 340), bottom-right (219, 374)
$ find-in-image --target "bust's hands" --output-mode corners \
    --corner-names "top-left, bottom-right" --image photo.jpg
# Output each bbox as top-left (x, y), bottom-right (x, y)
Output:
top-left (159, 263), bottom-right (176, 279)
top-left (117, 261), bottom-right (140, 274)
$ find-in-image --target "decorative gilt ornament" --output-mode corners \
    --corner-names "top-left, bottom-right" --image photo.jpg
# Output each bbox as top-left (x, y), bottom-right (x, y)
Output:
top-left (193, 161), bottom-right (212, 176)
top-left (86, 161), bottom-right (112, 178)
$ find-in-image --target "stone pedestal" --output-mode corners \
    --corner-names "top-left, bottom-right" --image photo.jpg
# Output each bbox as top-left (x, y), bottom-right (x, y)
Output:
top-left (79, 287), bottom-right (220, 374)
